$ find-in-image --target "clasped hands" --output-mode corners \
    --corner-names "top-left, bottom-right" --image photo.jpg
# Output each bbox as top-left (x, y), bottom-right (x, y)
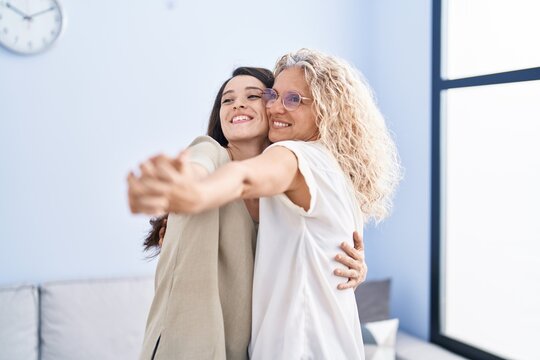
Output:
top-left (127, 151), bottom-right (203, 216)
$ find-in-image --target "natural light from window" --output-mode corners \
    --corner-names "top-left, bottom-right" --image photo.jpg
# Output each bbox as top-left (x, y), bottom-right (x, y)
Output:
top-left (442, 80), bottom-right (540, 360)
top-left (444, 0), bottom-right (540, 79)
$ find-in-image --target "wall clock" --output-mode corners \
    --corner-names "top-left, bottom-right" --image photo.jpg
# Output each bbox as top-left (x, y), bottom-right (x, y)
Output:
top-left (0, 0), bottom-right (64, 55)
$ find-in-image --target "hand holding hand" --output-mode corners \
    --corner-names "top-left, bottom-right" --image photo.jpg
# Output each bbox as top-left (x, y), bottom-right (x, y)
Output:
top-left (127, 166), bottom-right (169, 215)
top-left (126, 151), bottom-right (206, 215)
top-left (127, 154), bottom-right (175, 215)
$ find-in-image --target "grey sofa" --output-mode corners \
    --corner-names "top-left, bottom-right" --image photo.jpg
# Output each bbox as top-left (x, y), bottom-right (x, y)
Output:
top-left (0, 277), bottom-right (466, 360)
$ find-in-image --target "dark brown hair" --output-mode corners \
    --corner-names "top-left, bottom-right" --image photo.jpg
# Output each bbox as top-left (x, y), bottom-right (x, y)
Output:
top-left (207, 67), bottom-right (275, 146)
top-left (143, 214), bottom-right (168, 258)
top-left (143, 67), bottom-right (274, 257)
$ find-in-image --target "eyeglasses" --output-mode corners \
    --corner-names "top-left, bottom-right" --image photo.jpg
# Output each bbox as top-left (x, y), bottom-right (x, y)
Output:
top-left (261, 88), bottom-right (312, 111)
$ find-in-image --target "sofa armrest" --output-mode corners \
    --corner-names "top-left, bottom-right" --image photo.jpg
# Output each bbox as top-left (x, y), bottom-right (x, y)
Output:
top-left (396, 331), bottom-right (469, 360)
top-left (0, 284), bottom-right (39, 360)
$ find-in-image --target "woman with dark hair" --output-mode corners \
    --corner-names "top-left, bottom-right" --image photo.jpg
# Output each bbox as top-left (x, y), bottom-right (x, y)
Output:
top-left (141, 67), bottom-right (274, 255)
top-left (129, 66), bottom-right (366, 360)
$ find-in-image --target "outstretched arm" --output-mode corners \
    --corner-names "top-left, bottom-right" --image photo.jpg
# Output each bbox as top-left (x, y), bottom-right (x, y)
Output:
top-left (142, 146), bottom-right (309, 215)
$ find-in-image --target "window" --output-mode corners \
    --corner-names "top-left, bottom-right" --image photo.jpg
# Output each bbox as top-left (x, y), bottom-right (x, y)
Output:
top-left (431, 1), bottom-right (540, 359)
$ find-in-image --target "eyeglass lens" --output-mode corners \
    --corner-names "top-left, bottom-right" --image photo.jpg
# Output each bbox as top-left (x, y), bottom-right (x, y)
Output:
top-left (262, 89), bottom-right (302, 111)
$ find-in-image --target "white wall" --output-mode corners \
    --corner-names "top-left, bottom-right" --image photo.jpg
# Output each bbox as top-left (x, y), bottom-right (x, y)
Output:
top-left (358, 0), bottom-right (432, 340)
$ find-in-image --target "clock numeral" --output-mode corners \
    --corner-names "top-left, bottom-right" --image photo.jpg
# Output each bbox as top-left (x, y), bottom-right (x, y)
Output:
top-left (50, 29), bottom-right (55, 36)
top-left (42, 37), bottom-right (47, 44)
top-left (14, 35), bottom-right (18, 43)
top-left (3, 27), bottom-right (7, 34)
top-left (28, 41), bottom-right (32, 49)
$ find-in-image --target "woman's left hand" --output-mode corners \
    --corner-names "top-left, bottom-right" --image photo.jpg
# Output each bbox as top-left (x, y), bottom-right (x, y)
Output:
top-left (334, 231), bottom-right (367, 290)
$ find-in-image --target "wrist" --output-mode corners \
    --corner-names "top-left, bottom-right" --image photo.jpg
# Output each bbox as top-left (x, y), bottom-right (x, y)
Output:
top-left (191, 183), bottom-right (209, 213)
top-left (167, 183), bottom-right (205, 214)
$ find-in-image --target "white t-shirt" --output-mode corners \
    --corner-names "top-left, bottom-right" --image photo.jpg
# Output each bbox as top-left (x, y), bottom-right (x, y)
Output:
top-left (249, 141), bottom-right (365, 360)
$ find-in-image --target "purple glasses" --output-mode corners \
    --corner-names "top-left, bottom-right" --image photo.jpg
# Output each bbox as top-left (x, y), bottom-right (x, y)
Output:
top-left (261, 88), bottom-right (312, 111)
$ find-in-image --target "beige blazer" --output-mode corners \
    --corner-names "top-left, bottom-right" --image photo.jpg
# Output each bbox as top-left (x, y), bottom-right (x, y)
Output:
top-left (139, 136), bottom-right (256, 360)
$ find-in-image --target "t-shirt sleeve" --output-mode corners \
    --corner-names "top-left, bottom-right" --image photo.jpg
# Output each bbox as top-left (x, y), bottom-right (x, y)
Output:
top-left (186, 136), bottom-right (224, 174)
top-left (265, 141), bottom-right (317, 216)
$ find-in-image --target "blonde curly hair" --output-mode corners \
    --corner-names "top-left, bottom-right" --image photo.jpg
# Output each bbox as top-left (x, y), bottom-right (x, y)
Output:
top-left (274, 49), bottom-right (401, 222)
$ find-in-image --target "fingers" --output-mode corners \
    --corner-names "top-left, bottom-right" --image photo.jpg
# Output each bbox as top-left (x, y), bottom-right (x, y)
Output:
top-left (340, 241), bottom-right (364, 262)
top-left (152, 158), bottom-right (182, 183)
top-left (335, 252), bottom-right (360, 270)
top-left (353, 231), bottom-right (364, 251)
top-left (334, 268), bottom-right (360, 290)
top-left (337, 277), bottom-right (360, 290)
top-left (334, 266), bottom-right (368, 290)
top-left (136, 196), bottom-right (169, 215)
top-left (149, 154), bottom-right (170, 163)
top-left (127, 171), bottom-right (140, 190)
top-left (127, 172), bottom-right (147, 213)
top-left (338, 231), bottom-right (365, 260)
top-left (175, 149), bottom-right (193, 177)
top-left (140, 160), bottom-right (158, 178)
top-left (142, 156), bottom-right (174, 181)
top-left (177, 148), bottom-right (191, 164)
top-left (127, 152), bottom-right (190, 215)
top-left (139, 177), bottom-right (172, 195)
top-left (335, 230), bottom-right (368, 291)
top-left (169, 149), bottom-right (189, 172)
top-left (128, 168), bottom-right (173, 214)
top-left (334, 268), bottom-right (358, 279)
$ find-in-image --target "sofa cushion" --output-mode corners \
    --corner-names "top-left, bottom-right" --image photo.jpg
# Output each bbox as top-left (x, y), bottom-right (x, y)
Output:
top-left (356, 278), bottom-right (391, 323)
top-left (0, 284), bottom-right (39, 360)
top-left (40, 276), bottom-right (154, 360)
top-left (362, 318), bottom-right (399, 360)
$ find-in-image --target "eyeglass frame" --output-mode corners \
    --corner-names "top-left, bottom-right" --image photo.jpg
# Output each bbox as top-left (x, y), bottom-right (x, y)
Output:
top-left (261, 88), bottom-right (312, 112)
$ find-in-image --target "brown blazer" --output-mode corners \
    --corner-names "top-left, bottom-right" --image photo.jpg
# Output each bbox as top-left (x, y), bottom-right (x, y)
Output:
top-left (139, 136), bottom-right (256, 360)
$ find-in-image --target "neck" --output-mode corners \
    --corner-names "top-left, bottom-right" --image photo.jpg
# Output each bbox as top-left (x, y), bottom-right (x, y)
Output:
top-left (227, 137), bottom-right (270, 161)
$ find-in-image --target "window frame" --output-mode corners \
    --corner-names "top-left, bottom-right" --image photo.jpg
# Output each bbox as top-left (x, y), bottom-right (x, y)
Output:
top-left (430, 1), bottom-right (540, 359)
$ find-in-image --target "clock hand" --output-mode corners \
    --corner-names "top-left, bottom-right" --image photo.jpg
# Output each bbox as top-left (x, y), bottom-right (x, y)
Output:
top-left (28, 6), bottom-right (55, 18)
top-left (5, 2), bottom-right (31, 20)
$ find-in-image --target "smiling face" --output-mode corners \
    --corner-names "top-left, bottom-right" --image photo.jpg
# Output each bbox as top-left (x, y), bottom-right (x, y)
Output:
top-left (219, 75), bottom-right (269, 144)
top-left (267, 67), bottom-right (319, 143)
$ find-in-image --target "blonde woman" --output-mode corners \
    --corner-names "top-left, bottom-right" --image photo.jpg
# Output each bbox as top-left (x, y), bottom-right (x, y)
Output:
top-left (135, 49), bottom-right (401, 359)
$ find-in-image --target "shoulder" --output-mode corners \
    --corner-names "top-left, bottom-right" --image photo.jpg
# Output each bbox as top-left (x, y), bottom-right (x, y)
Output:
top-left (265, 141), bottom-right (328, 163)
top-left (265, 140), bottom-right (315, 152)
top-left (188, 135), bottom-right (229, 172)
top-left (189, 135), bottom-right (223, 151)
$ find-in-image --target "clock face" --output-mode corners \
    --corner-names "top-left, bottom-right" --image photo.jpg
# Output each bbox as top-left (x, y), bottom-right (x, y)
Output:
top-left (0, 0), bottom-right (63, 55)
